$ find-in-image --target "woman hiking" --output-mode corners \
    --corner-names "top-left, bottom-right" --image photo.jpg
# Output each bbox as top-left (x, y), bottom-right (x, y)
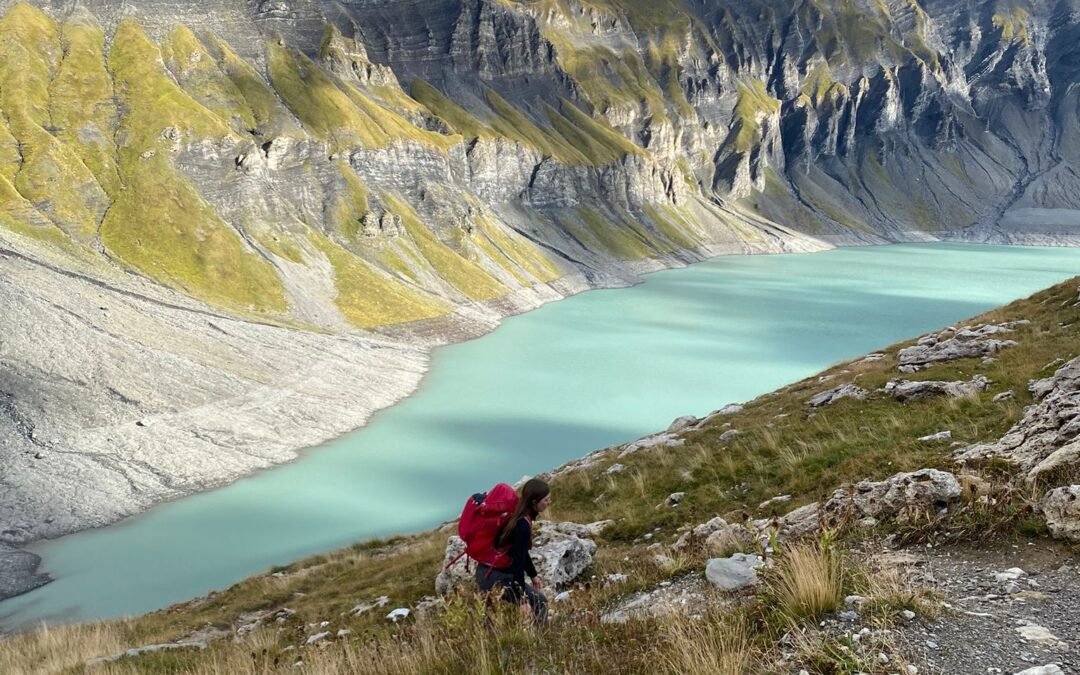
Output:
top-left (475, 478), bottom-right (550, 624)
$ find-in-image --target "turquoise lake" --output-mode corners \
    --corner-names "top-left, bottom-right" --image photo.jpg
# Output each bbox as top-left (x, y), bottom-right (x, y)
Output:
top-left (3, 242), bottom-right (1080, 630)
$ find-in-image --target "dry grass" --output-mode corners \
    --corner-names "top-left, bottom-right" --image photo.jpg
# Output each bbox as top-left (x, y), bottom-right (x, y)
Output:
top-left (0, 621), bottom-right (129, 674)
top-left (659, 612), bottom-right (754, 675)
top-left (768, 540), bottom-right (845, 623)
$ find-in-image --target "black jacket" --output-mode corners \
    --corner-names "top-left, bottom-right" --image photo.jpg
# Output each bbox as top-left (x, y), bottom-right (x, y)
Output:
top-left (507, 517), bottom-right (537, 590)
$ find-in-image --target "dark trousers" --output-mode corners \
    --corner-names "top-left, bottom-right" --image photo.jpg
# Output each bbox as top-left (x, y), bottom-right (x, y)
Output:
top-left (475, 563), bottom-right (548, 624)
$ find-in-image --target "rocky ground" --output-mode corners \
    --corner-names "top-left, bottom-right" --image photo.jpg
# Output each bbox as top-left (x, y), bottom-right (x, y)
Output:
top-left (891, 543), bottom-right (1078, 674)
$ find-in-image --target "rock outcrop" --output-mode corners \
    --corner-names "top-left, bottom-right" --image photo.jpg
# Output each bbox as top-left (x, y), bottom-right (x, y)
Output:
top-left (435, 520), bottom-right (597, 595)
top-left (897, 324), bottom-right (1026, 372)
top-left (808, 384), bottom-right (869, 408)
top-left (956, 357), bottom-right (1080, 480)
top-left (884, 375), bottom-right (990, 402)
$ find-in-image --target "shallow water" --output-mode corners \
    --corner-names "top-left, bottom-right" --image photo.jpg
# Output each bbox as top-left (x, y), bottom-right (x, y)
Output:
top-left (3, 242), bottom-right (1080, 629)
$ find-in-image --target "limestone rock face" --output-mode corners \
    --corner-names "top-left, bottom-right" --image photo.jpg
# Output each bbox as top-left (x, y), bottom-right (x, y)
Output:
top-left (884, 375), bottom-right (989, 402)
top-left (808, 384), bottom-right (869, 408)
top-left (897, 323), bottom-right (1025, 371)
top-left (820, 469), bottom-right (963, 527)
top-left (956, 356), bottom-right (1080, 479)
top-left (1041, 486), bottom-right (1080, 542)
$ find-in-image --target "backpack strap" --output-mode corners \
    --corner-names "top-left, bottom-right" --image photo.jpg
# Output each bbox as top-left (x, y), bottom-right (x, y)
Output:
top-left (444, 550), bottom-right (468, 571)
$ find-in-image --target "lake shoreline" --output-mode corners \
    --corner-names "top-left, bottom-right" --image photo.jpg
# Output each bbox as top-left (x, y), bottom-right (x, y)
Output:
top-left (0, 234), bottom-right (821, 609)
top-left (3, 231), bottom-right (1075, 620)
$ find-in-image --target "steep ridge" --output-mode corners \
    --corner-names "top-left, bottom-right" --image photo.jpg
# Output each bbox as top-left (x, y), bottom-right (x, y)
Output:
top-left (1, 0), bottom-right (1080, 600)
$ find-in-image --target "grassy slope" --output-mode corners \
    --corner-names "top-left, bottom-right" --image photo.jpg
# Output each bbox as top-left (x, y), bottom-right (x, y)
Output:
top-left (102, 20), bottom-right (287, 313)
top-left (0, 3), bottom-right (107, 239)
top-left (12, 269), bottom-right (1079, 673)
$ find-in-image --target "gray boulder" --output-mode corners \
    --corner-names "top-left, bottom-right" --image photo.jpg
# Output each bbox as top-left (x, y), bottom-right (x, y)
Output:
top-left (956, 357), bottom-right (1080, 482)
top-left (1041, 486), bottom-right (1080, 542)
top-left (820, 469), bottom-right (962, 526)
top-left (435, 521), bottom-right (598, 595)
top-left (808, 384), bottom-right (868, 408)
top-left (705, 553), bottom-right (765, 591)
top-left (884, 375), bottom-right (989, 402)
top-left (897, 323), bottom-right (1024, 371)
top-left (673, 516), bottom-right (751, 552)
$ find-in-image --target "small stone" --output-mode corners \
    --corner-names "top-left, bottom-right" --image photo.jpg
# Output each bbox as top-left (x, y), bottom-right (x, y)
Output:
top-left (844, 595), bottom-right (866, 608)
top-left (992, 391), bottom-right (1014, 402)
top-left (906, 666), bottom-right (918, 675)
top-left (386, 608), bottom-right (410, 622)
top-left (554, 591), bottom-right (572, 603)
top-left (901, 609), bottom-right (916, 621)
top-left (918, 430), bottom-right (952, 442)
top-left (304, 631), bottom-right (330, 645)
top-left (838, 610), bottom-right (859, 621)
top-left (604, 463), bottom-right (626, 475)
top-left (925, 640), bottom-right (939, 649)
top-left (1013, 666), bottom-right (1064, 675)
top-left (705, 553), bottom-right (765, 591)
top-left (664, 492), bottom-right (685, 507)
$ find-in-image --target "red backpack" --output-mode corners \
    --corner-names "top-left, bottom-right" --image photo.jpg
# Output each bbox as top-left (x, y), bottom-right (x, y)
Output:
top-left (447, 483), bottom-right (519, 571)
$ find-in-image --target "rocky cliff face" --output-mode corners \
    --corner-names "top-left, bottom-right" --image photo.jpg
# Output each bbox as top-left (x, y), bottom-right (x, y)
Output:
top-left (1, 0), bottom-right (1079, 596)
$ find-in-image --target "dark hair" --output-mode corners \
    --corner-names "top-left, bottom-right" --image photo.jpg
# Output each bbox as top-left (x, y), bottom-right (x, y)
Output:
top-left (497, 478), bottom-right (550, 548)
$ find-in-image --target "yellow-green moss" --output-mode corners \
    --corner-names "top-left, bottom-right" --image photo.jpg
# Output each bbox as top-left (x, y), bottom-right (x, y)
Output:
top-left (545, 99), bottom-right (643, 166)
top-left (474, 216), bottom-right (561, 284)
top-left (801, 63), bottom-right (834, 107)
top-left (207, 36), bottom-right (294, 135)
top-left (253, 228), bottom-right (306, 264)
top-left (731, 80), bottom-right (780, 153)
top-left (411, 79), bottom-right (494, 140)
top-left (0, 116), bottom-right (18, 182)
top-left (386, 195), bottom-right (507, 301)
top-left (308, 230), bottom-right (448, 327)
top-left (50, 16), bottom-right (120, 197)
top-left (568, 206), bottom-right (655, 260)
top-left (268, 43), bottom-right (387, 150)
top-left (338, 79), bottom-right (457, 151)
top-left (103, 20), bottom-right (284, 313)
top-left (269, 43), bottom-right (453, 152)
top-left (482, 89), bottom-right (589, 164)
top-left (326, 161), bottom-right (369, 239)
top-left (643, 204), bottom-right (699, 249)
top-left (993, 7), bottom-right (1030, 44)
top-left (109, 20), bottom-right (232, 150)
top-left (0, 3), bottom-right (108, 237)
top-left (373, 244), bottom-right (421, 282)
top-left (162, 26), bottom-right (257, 132)
top-left (0, 173), bottom-right (66, 244)
top-left (545, 35), bottom-right (666, 116)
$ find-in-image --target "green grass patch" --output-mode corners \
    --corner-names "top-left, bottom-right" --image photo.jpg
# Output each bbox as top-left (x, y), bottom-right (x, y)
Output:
top-left (50, 15), bottom-right (120, 197)
top-left (0, 3), bottom-right (108, 238)
top-left (410, 79), bottom-right (493, 140)
top-left (162, 25), bottom-right (257, 132)
top-left (325, 161), bottom-right (369, 239)
top-left (482, 88), bottom-right (590, 164)
top-left (103, 20), bottom-right (285, 313)
top-left (386, 194), bottom-right (507, 302)
top-left (308, 230), bottom-right (449, 327)
top-left (730, 80), bottom-right (780, 153)
top-left (545, 99), bottom-right (643, 165)
top-left (206, 35), bottom-right (295, 136)
top-left (563, 206), bottom-right (656, 260)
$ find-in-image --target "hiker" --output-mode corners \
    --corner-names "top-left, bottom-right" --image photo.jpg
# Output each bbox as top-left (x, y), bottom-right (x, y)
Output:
top-left (475, 478), bottom-right (550, 624)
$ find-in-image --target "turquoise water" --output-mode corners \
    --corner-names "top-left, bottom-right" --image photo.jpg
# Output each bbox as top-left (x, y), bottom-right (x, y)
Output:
top-left (3, 242), bottom-right (1080, 629)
